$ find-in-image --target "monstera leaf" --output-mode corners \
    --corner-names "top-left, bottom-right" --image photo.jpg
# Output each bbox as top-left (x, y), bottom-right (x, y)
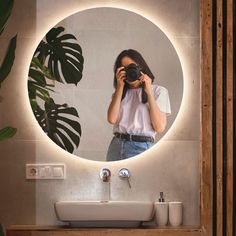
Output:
top-left (28, 28), bottom-right (84, 153)
top-left (34, 99), bottom-right (81, 153)
top-left (35, 26), bottom-right (84, 85)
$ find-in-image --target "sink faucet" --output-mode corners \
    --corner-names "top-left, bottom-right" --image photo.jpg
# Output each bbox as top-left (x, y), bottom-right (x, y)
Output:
top-left (100, 168), bottom-right (111, 182)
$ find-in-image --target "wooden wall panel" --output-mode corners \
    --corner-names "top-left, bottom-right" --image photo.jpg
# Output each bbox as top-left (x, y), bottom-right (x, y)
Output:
top-left (216, 0), bottom-right (223, 235)
top-left (202, 0), bottom-right (235, 235)
top-left (200, 0), bottom-right (213, 235)
top-left (226, 0), bottom-right (233, 235)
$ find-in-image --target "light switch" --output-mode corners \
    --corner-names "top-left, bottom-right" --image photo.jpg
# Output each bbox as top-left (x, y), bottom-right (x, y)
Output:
top-left (53, 167), bottom-right (64, 177)
top-left (45, 166), bottom-right (52, 176)
top-left (39, 167), bottom-right (46, 177)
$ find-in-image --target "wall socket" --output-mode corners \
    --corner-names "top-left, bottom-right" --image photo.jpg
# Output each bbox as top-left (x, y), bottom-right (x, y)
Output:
top-left (26, 164), bottom-right (66, 179)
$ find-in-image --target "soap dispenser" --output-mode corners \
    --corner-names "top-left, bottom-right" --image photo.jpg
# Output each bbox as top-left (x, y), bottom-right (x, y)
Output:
top-left (154, 192), bottom-right (168, 226)
top-left (159, 192), bottom-right (165, 202)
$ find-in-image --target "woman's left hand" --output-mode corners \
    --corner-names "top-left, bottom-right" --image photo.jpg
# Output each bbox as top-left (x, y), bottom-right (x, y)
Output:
top-left (140, 72), bottom-right (153, 95)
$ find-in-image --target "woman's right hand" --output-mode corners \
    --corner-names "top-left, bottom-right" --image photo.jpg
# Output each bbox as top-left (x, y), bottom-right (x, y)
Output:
top-left (115, 67), bottom-right (126, 88)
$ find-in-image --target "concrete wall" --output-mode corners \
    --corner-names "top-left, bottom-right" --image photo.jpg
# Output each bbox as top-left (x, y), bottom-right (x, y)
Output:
top-left (0, 0), bottom-right (200, 228)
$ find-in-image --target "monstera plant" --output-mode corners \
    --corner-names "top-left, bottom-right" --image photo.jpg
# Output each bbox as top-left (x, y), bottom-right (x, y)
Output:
top-left (28, 27), bottom-right (84, 154)
top-left (0, 0), bottom-right (17, 141)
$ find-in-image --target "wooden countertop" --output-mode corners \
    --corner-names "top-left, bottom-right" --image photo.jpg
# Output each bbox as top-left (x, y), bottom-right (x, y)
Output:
top-left (6, 225), bottom-right (202, 236)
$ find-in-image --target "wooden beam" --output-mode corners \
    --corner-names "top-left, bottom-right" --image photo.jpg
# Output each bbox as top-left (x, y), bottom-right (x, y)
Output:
top-left (226, 0), bottom-right (234, 235)
top-left (216, 0), bottom-right (223, 235)
top-left (200, 0), bottom-right (213, 235)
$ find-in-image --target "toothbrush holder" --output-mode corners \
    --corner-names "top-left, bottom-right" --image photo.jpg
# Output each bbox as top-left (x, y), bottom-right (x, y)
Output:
top-left (168, 201), bottom-right (183, 226)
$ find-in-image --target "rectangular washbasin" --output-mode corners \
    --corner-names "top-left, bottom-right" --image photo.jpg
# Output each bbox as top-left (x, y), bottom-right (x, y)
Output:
top-left (55, 201), bottom-right (154, 227)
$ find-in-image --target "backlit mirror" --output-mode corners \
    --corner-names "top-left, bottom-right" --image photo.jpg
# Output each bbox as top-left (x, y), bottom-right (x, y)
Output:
top-left (28, 7), bottom-right (183, 161)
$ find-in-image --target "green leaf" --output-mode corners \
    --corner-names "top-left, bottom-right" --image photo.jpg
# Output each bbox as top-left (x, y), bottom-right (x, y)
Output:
top-left (29, 68), bottom-right (46, 86)
top-left (33, 99), bottom-right (81, 153)
top-left (30, 57), bottom-right (56, 81)
top-left (56, 34), bottom-right (77, 41)
top-left (30, 99), bottom-right (38, 111)
top-left (34, 27), bottom-right (84, 85)
top-left (0, 126), bottom-right (17, 141)
top-left (27, 27), bottom-right (84, 153)
top-left (28, 60), bottom-right (55, 102)
top-left (0, 0), bottom-right (14, 35)
top-left (0, 0), bottom-right (17, 142)
top-left (46, 26), bottom-right (64, 42)
top-left (0, 35), bottom-right (17, 85)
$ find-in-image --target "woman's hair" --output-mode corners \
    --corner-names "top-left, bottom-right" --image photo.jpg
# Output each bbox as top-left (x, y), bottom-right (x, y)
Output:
top-left (113, 49), bottom-right (155, 103)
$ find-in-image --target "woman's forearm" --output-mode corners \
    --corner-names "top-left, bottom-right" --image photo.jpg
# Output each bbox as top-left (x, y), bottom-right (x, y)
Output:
top-left (147, 92), bottom-right (167, 133)
top-left (107, 86), bottom-right (123, 124)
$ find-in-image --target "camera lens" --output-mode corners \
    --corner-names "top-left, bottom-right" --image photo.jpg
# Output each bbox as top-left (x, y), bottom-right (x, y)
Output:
top-left (125, 63), bottom-right (141, 82)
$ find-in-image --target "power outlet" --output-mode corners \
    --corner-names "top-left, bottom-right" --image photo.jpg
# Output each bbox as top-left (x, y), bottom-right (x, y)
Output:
top-left (26, 164), bottom-right (65, 179)
top-left (27, 165), bottom-right (39, 178)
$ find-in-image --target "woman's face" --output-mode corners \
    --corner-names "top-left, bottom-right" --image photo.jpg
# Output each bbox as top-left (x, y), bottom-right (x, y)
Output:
top-left (121, 56), bottom-right (136, 67)
top-left (121, 56), bottom-right (141, 88)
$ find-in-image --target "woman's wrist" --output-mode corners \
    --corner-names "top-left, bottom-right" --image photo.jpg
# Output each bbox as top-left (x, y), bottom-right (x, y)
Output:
top-left (116, 83), bottom-right (124, 92)
top-left (112, 85), bottom-right (123, 100)
top-left (146, 89), bottom-right (154, 99)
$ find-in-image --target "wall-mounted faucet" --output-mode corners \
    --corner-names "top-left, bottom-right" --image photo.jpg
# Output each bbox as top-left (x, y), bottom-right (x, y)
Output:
top-left (100, 168), bottom-right (111, 182)
top-left (119, 168), bottom-right (131, 188)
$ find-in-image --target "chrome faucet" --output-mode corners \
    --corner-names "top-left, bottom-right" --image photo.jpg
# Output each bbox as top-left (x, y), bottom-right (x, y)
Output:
top-left (100, 168), bottom-right (111, 182)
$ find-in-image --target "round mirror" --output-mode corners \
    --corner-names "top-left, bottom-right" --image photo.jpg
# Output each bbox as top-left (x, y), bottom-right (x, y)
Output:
top-left (28, 7), bottom-right (183, 161)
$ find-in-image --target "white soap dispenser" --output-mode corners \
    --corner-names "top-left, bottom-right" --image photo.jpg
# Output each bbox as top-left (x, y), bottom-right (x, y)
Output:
top-left (154, 192), bottom-right (168, 226)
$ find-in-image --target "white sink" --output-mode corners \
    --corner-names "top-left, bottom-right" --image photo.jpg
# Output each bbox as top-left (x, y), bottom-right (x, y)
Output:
top-left (55, 201), bottom-right (154, 227)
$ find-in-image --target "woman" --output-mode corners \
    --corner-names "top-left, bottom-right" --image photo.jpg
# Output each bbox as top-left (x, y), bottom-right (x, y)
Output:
top-left (106, 49), bottom-right (171, 161)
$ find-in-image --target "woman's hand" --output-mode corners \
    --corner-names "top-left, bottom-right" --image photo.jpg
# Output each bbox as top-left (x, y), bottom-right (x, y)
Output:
top-left (115, 67), bottom-right (126, 89)
top-left (140, 72), bottom-right (153, 95)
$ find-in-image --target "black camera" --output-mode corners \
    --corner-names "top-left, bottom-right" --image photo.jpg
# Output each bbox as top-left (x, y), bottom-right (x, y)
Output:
top-left (124, 63), bottom-right (141, 82)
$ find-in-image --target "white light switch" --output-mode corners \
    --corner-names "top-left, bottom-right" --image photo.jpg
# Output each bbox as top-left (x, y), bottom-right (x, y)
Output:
top-left (53, 167), bottom-right (64, 177)
top-left (39, 167), bottom-right (46, 177)
top-left (26, 164), bottom-right (66, 179)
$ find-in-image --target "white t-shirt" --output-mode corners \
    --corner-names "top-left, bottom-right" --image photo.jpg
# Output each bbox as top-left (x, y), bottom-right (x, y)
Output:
top-left (113, 85), bottom-right (171, 138)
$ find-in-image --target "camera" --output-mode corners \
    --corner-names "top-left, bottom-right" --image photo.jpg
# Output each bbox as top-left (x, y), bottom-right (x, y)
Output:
top-left (124, 63), bottom-right (141, 82)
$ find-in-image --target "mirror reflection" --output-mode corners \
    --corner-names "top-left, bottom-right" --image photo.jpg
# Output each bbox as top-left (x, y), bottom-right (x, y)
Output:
top-left (106, 49), bottom-right (171, 161)
top-left (28, 8), bottom-right (183, 161)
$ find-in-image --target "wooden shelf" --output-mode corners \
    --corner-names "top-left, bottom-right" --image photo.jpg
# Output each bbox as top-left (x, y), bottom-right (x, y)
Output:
top-left (6, 225), bottom-right (201, 236)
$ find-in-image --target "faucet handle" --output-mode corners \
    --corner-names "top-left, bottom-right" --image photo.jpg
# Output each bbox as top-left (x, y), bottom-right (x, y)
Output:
top-left (119, 168), bottom-right (130, 178)
top-left (119, 168), bottom-right (131, 188)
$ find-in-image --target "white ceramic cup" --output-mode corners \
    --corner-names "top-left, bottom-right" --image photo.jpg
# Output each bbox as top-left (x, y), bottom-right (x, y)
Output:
top-left (154, 202), bottom-right (168, 226)
top-left (168, 201), bottom-right (183, 226)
